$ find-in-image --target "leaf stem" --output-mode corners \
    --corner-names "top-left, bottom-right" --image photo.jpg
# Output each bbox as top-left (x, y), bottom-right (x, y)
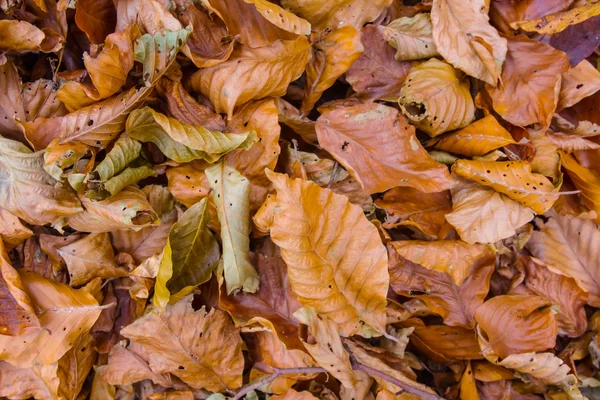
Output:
top-left (231, 366), bottom-right (327, 400)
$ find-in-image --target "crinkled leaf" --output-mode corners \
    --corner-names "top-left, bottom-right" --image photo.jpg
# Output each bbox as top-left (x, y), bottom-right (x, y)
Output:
top-left (511, 2), bottom-right (600, 34)
top-left (381, 14), bottom-right (438, 61)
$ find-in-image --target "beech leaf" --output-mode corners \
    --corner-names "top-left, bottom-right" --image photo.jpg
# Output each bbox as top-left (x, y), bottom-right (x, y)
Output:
top-left (382, 14), bottom-right (438, 61)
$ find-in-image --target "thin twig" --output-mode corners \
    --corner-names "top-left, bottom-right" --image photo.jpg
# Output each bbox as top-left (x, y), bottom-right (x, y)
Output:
top-left (232, 366), bottom-right (327, 400)
top-left (349, 355), bottom-right (445, 400)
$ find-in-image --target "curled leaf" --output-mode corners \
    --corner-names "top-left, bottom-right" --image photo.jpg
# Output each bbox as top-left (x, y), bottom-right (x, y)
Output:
top-left (382, 14), bottom-right (438, 61)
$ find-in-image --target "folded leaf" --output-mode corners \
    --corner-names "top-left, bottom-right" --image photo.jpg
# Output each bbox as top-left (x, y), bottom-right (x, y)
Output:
top-left (0, 58), bottom-right (27, 143)
top-left (0, 272), bottom-right (103, 367)
top-left (431, 0), bottom-right (507, 85)
top-left (446, 179), bottom-right (534, 244)
top-left (518, 256), bottom-right (588, 338)
top-left (99, 344), bottom-right (172, 386)
top-left (389, 240), bottom-right (494, 286)
top-left (100, 166), bottom-right (158, 197)
top-left (57, 233), bottom-right (126, 287)
top-left (189, 36), bottom-right (311, 118)
top-left (475, 295), bottom-right (557, 359)
top-left (316, 103), bottom-right (454, 194)
top-left (43, 139), bottom-right (89, 180)
top-left (401, 319), bottom-right (483, 363)
top-left (92, 135), bottom-right (142, 182)
top-left (301, 26), bottom-right (363, 114)
top-left (279, 0), bottom-right (392, 30)
top-left (388, 244), bottom-right (493, 328)
top-left (428, 115), bottom-right (516, 157)
top-left (264, 171), bottom-right (388, 337)
top-left (0, 208), bottom-right (33, 249)
top-left (0, 137), bottom-right (82, 225)
top-left (484, 34), bottom-right (570, 128)
top-left (206, 162), bottom-right (259, 294)
top-left (66, 186), bottom-right (159, 232)
top-left (529, 129), bottom-right (561, 180)
top-left (526, 213), bottom-right (600, 307)
top-left (153, 198), bottom-right (220, 309)
top-left (0, 20), bottom-right (45, 51)
top-left (452, 160), bottom-right (559, 214)
top-left (346, 25), bottom-right (415, 101)
top-left (127, 107), bottom-right (257, 163)
top-left (381, 14), bottom-right (438, 61)
top-left (399, 58), bottom-right (475, 137)
top-left (0, 361), bottom-right (58, 400)
top-left (120, 295), bottom-right (244, 391)
top-left (560, 151), bottom-right (600, 220)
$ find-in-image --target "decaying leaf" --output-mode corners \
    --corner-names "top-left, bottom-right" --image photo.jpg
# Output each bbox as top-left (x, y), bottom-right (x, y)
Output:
top-left (399, 58), bottom-right (475, 136)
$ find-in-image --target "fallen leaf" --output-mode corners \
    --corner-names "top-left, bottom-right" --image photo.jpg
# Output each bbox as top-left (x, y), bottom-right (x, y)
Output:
top-left (316, 103), bottom-right (455, 194)
top-left (445, 179), bottom-right (534, 244)
top-left (484, 34), bottom-right (570, 128)
top-left (451, 160), bottom-right (559, 214)
top-left (460, 362), bottom-right (479, 400)
top-left (431, 0), bottom-right (507, 85)
top-left (399, 58), bottom-right (475, 137)
top-left (346, 25), bottom-right (415, 101)
top-left (74, 0), bottom-right (116, 44)
top-left (0, 272), bottom-right (103, 367)
top-left (388, 244), bottom-right (493, 328)
top-left (0, 20), bottom-right (45, 51)
top-left (475, 295), bottom-right (557, 359)
top-left (560, 151), bottom-right (600, 220)
top-left (279, 0), bottom-right (392, 30)
top-left (511, 2), bottom-right (600, 34)
top-left (57, 233), bottom-right (127, 286)
top-left (526, 212), bottom-right (600, 307)
top-left (264, 171), bottom-right (388, 337)
top-left (558, 60), bottom-right (600, 111)
top-left (0, 208), bottom-right (33, 249)
top-left (381, 13), bottom-right (438, 61)
top-left (99, 344), bottom-right (171, 386)
top-left (489, 0), bottom-right (571, 34)
top-left (428, 115), bottom-right (516, 157)
top-left (529, 129), bottom-right (561, 180)
top-left (206, 161), bottom-right (259, 294)
top-left (189, 36), bottom-right (311, 118)
top-left (301, 26), bottom-right (363, 115)
top-left (120, 295), bottom-right (244, 391)
top-left (0, 361), bottom-right (58, 400)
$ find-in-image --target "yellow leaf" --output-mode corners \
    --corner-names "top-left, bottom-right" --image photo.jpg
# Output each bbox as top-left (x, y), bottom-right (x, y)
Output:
top-left (511, 1), bottom-right (600, 34)
top-left (560, 151), bottom-right (600, 221)
top-left (120, 295), bottom-right (244, 392)
top-left (381, 14), bottom-right (438, 61)
top-left (206, 162), bottom-right (259, 294)
top-left (428, 115), bottom-right (516, 157)
top-left (301, 26), bottom-right (363, 114)
top-left (431, 0), bottom-right (507, 85)
top-left (529, 129), bottom-right (561, 180)
top-left (0, 20), bottom-right (45, 51)
top-left (265, 171), bottom-right (388, 337)
top-left (399, 59), bottom-right (475, 137)
top-left (445, 179), bottom-right (534, 244)
top-left (460, 362), bottom-right (480, 400)
top-left (0, 272), bottom-right (103, 367)
top-left (451, 160), bottom-right (559, 214)
top-left (244, 0), bottom-right (311, 36)
top-left (189, 36), bottom-right (311, 118)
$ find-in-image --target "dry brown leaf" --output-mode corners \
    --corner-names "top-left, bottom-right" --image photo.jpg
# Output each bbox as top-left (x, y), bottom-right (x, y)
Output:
top-left (399, 58), bottom-right (475, 137)
top-left (558, 60), bottom-right (600, 112)
top-left (189, 36), bottom-right (311, 118)
top-left (262, 171), bottom-right (388, 337)
top-left (22, 79), bottom-right (68, 121)
top-left (120, 295), bottom-right (244, 391)
top-left (270, 389), bottom-right (319, 400)
top-left (57, 233), bottom-right (127, 286)
top-left (489, 0), bottom-right (572, 34)
top-left (428, 115), bottom-right (516, 157)
top-left (381, 13), bottom-right (438, 61)
top-left (0, 361), bottom-right (58, 400)
top-left (475, 295), bottom-right (557, 359)
top-left (56, 333), bottom-right (96, 400)
top-left (388, 244), bottom-right (493, 328)
top-left (518, 256), bottom-right (588, 338)
top-left (560, 151), bottom-right (600, 220)
top-left (484, 34), bottom-right (570, 128)
top-left (0, 272), bottom-right (103, 367)
top-left (74, 0), bottom-right (116, 44)
top-left (279, 0), bottom-right (392, 31)
top-left (451, 160), bottom-right (559, 214)
top-left (446, 179), bottom-right (535, 244)
top-left (0, 20), bottom-right (45, 51)
top-left (316, 103), bottom-right (454, 194)
top-left (0, 58), bottom-right (27, 143)
top-left (431, 0), bottom-right (507, 85)
top-left (99, 344), bottom-right (171, 386)
top-left (547, 130), bottom-right (600, 152)
top-left (375, 187), bottom-right (452, 238)
top-left (402, 319), bottom-right (483, 363)
top-left (526, 212), bottom-right (600, 307)
top-left (345, 25), bottom-right (415, 101)
top-left (301, 26), bottom-right (363, 115)
top-left (0, 208), bottom-right (33, 249)
top-left (529, 129), bottom-right (561, 180)
top-left (388, 240), bottom-right (494, 286)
